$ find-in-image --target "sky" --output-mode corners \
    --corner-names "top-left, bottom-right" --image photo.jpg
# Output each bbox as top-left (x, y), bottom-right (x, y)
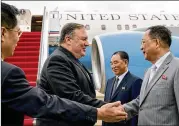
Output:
top-left (3, 1), bottom-right (179, 15)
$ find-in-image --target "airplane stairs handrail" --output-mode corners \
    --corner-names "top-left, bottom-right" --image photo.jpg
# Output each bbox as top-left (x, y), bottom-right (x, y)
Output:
top-left (33, 6), bottom-right (49, 126)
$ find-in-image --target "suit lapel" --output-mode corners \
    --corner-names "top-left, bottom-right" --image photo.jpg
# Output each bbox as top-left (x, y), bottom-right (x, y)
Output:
top-left (72, 59), bottom-right (92, 84)
top-left (111, 72), bottom-right (130, 100)
top-left (140, 54), bottom-right (173, 106)
top-left (58, 46), bottom-right (93, 87)
top-left (139, 69), bottom-right (150, 106)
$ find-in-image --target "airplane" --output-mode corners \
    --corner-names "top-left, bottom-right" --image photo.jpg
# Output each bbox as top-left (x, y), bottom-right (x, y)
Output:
top-left (48, 11), bottom-right (179, 43)
top-left (27, 8), bottom-right (178, 93)
top-left (45, 11), bottom-right (179, 56)
top-left (17, 8), bottom-right (179, 42)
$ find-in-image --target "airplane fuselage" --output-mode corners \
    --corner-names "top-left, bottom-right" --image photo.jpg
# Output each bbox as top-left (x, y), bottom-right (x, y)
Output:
top-left (48, 12), bottom-right (179, 43)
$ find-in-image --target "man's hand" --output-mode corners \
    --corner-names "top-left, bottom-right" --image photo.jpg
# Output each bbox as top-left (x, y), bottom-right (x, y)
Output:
top-left (97, 101), bottom-right (127, 122)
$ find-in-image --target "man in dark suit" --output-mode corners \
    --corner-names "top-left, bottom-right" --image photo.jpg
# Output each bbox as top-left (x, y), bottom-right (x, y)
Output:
top-left (1, 2), bottom-right (127, 126)
top-left (103, 51), bottom-right (142, 126)
top-left (38, 23), bottom-right (107, 125)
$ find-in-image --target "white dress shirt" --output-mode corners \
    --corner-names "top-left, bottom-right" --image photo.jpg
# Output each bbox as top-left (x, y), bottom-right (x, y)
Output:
top-left (152, 51), bottom-right (170, 72)
top-left (116, 69), bottom-right (129, 88)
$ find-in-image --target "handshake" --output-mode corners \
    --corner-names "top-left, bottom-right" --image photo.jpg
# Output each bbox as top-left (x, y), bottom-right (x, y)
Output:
top-left (97, 101), bottom-right (127, 122)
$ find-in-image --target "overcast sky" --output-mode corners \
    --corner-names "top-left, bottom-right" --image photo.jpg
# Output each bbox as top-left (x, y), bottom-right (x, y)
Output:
top-left (3, 1), bottom-right (179, 15)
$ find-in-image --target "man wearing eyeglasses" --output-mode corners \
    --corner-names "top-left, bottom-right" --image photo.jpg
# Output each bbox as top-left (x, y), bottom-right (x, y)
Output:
top-left (121, 25), bottom-right (179, 125)
top-left (37, 23), bottom-right (109, 125)
top-left (1, 2), bottom-right (127, 126)
top-left (1, 27), bottom-right (22, 60)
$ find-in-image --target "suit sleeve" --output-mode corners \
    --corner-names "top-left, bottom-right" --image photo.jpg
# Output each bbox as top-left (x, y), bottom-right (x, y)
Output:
top-left (104, 80), bottom-right (109, 102)
top-left (123, 96), bottom-right (140, 120)
top-left (174, 67), bottom-right (179, 114)
top-left (1, 66), bottom-right (97, 123)
top-left (45, 55), bottom-right (105, 107)
top-left (131, 79), bottom-right (142, 99)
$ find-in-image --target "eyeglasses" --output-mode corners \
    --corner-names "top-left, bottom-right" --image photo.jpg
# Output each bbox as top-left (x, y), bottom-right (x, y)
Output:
top-left (6, 27), bottom-right (23, 37)
top-left (141, 39), bottom-right (156, 45)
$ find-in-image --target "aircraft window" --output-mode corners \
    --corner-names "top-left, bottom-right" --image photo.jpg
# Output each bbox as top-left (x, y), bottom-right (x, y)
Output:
top-left (101, 25), bottom-right (106, 30)
top-left (85, 24), bottom-right (90, 30)
top-left (170, 24), bottom-right (174, 27)
top-left (50, 14), bottom-right (53, 18)
top-left (125, 25), bottom-right (129, 30)
top-left (117, 25), bottom-right (122, 30)
top-left (54, 14), bottom-right (59, 18)
top-left (132, 24), bottom-right (137, 28)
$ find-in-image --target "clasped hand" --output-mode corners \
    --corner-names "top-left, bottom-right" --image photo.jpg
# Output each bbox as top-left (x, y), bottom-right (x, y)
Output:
top-left (97, 101), bottom-right (127, 122)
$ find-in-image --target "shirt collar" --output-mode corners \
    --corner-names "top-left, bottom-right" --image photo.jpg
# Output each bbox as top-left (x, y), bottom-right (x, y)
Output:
top-left (116, 69), bottom-right (128, 81)
top-left (153, 51), bottom-right (170, 71)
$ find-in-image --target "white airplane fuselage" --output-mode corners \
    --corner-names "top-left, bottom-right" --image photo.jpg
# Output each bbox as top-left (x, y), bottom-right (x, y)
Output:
top-left (48, 12), bottom-right (179, 43)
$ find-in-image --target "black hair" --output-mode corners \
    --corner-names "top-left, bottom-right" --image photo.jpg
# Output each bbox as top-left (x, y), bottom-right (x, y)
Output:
top-left (1, 2), bottom-right (20, 29)
top-left (147, 25), bottom-right (172, 47)
top-left (112, 51), bottom-right (129, 64)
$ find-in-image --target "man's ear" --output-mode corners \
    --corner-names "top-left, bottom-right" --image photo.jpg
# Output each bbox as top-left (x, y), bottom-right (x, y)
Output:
top-left (64, 35), bottom-right (72, 45)
top-left (154, 39), bottom-right (160, 48)
top-left (1, 27), bottom-right (6, 43)
top-left (125, 59), bottom-right (128, 66)
top-left (156, 39), bottom-right (166, 48)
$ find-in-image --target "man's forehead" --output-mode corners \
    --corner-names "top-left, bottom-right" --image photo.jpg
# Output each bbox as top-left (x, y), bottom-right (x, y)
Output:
top-left (111, 54), bottom-right (121, 60)
top-left (74, 28), bottom-right (87, 37)
top-left (14, 25), bottom-right (21, 30)
top-left (143, 30), bottom-right (150, 39)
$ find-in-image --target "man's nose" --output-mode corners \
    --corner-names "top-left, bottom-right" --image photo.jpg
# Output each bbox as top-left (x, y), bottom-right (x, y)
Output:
top-left (85, 41), bottom-right (90, 46)
top-left (111, 65), bottom-right (115, 69)
top-left (140, 44), bottom-right (143, 50)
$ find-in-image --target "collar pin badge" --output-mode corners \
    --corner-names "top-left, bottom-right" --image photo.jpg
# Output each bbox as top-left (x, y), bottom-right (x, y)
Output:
top-left (122, 87), bottom-right (125, 90)
top-left (162, 75), bottom-right (167, 80)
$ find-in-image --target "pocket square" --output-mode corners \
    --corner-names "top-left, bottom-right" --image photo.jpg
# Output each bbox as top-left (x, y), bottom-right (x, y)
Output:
top-left (162, 75), bottom-right (167, 80)
top-left (122, 87), bottom-right (126, 90)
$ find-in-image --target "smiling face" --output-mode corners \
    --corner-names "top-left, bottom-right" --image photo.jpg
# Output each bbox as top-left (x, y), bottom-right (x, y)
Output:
top-left (110, 54), bottom-right (128, 76)
top-left (140, 30), bottom-right (159, 63)
top-left (68, 27), bottom-right (89, 59)
top-left (1, 25), bottom-right (22, 59)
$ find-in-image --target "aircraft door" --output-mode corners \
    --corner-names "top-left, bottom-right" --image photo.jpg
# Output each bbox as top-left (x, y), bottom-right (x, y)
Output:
top-left (49, 11), bottom-right (60, 32)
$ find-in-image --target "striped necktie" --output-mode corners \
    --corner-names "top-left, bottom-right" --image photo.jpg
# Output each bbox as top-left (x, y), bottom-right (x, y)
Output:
top-left (148, 65), bottom-right (157, 83)
top-left (111, 77), bottom-right (119, 96)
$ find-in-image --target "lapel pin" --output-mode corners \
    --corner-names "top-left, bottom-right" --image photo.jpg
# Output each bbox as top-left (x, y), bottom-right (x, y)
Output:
top-left (122, 87), bottom-right (125, 90)
top-left (162, 75), bottom-right (167, 80)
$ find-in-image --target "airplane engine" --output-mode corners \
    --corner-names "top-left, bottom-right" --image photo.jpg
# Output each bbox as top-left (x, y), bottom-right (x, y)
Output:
top-left (90, 31), bottom-right (179, 93)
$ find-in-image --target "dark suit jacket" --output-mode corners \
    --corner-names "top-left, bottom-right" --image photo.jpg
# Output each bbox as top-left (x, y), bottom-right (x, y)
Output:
top-left (102, 71), bottom-right (142, 126)
top-left (1, 61), bottom-right (97, 126)
top-left (38, 46), bottom-right (105, 125)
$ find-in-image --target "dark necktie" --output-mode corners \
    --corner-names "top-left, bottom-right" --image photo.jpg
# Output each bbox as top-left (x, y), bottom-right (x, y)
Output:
top-left (111, 77), bottom-right (119, 96)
